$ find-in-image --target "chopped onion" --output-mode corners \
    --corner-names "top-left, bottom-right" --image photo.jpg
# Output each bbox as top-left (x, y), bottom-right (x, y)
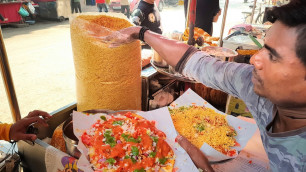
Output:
top-left (98, 158), bottom-right (106, 163)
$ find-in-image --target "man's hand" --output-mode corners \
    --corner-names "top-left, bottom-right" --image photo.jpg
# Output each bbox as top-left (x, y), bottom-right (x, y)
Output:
top-left (176, 135), bottom-right (215, 172)
top-left (9, 110), bottom-right (51, 141)
top-left (89, 23), bottom-right (189, 67)
top-left (91, 26), bottom-right (141, 48)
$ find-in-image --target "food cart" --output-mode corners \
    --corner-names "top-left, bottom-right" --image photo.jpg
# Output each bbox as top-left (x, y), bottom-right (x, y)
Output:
top-left (0, 2), bottom-right (23, 24)
top-left (0, 0), bottom-right (274, 171)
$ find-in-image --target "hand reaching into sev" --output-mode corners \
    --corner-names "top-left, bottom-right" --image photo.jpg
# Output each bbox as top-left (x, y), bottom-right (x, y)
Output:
top-left (86, 24), bottom-right (141, 48)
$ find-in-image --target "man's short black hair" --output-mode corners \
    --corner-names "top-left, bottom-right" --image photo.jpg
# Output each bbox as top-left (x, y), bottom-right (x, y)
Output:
top-left (267, 0), bottom-right (306, 66)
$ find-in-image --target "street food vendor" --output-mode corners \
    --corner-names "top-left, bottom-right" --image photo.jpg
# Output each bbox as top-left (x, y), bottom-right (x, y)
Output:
top-left (0, 110), bottom-right (50, 141)
top-left (99, 0), bottom-right (306, 171)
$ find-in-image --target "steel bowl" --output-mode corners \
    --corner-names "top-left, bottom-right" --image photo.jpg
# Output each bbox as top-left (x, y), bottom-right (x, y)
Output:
top-left (201, 46), bottom-right (238, 61)
top-left (62, 116), bottom-right (81, 159)
top-left (152, 49), bottom-right (168, 68)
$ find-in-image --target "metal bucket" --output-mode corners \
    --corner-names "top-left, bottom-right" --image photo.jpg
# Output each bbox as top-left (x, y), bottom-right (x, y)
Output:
top-left (152, 49), bottom-right (168, 68)
top-left (62, 116), bottom-right (81, 159)
top-left (201, 46), bottom-right (238, 62)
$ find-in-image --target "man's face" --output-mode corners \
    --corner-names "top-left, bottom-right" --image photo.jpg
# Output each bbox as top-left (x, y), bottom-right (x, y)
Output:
top-left (250, 21), bottom-right (306, 108)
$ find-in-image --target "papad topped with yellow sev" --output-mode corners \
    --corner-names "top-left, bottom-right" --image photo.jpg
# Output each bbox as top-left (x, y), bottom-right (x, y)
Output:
top-left (169, 105), bottom-right (238, 157)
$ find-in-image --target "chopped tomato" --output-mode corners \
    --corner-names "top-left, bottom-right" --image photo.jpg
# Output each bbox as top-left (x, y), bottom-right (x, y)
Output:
top-left (156, 139), bottom-right (172, 158)
top-left (81, 133), bottom-right (91, 146)
top-left (112, 126), bottom-right (123, 139)
top-left (117, 159), bottom-right (133, 171)
top-left (94, 135), bottom-right (104, 146)
top-left (125, 112), bottom-right (134, 119)
top-left (173, 167), bottom-right (179, 172)
top-left (228, 149), bottom-right (237, 157)
top-left (141, 157), bottom-right (155, 167)
top-left (136, 119), bottom-right (150, 129)
top-left (155, 130), bottom-right (166, 138)
top-left (109, 144), bottom-right (125, 158)
top-left (95, 145), bottom-right (111, 158)
top-left (234, 141), bottom-right (241, 147)
top-left (140, 134), bottom-right (153, 151)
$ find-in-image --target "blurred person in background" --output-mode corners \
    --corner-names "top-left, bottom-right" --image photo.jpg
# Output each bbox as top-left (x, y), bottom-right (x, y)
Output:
top-left (72, 0), bottom-right (82, 13)
top-left (184, 0), bottom-right (221, 35)
top-left (0, 110), bottom-right (50, 141)
top-left (121, 0), bottom-right (130, 18)
top-left (131, 0), bottom-right (162, 48)
top-left (97, 0), bottom-right (109, 12)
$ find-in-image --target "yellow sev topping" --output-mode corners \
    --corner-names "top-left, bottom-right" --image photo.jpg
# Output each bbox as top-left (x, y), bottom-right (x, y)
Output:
top-left (169, 106), bottom-right (237, 155)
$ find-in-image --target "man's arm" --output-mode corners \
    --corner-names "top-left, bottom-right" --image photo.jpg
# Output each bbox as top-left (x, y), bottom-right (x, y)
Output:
top-left (102, 26), bottom-right (255, 100)
top-left (101, 26), bottom-right (191, 66)
top-left (143, 30), bottom-right (191, 66)
top-left (182, 51), bottom-right (257, 102)
top-left (103, 26), bottom-right (253, 96)
top-left (0, 123), bottom-right (13, 141)
top-left (118, 25), bottom-right (248, 100)
top-left (142, 28), bottom-right (254, 100)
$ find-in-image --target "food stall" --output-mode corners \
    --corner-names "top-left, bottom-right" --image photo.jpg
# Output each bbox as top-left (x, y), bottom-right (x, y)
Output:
top-left (0, 1), bottom-right (23, 24)
top-left (0, 0), bottom-right (273, 171)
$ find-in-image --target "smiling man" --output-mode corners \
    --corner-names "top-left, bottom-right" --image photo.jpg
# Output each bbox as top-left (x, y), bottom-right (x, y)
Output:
top-left (99, 0), bottom-right (306, 171)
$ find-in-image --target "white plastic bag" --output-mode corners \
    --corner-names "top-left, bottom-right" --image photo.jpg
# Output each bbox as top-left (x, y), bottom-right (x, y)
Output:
top-left (27, 2), bottom-right (35, 14)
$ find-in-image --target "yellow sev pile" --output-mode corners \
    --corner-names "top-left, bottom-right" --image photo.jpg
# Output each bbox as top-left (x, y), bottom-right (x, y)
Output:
top-left (70, 14), bottom-right (142, 111)
top-left (169, 106), bottom-right (237, 156)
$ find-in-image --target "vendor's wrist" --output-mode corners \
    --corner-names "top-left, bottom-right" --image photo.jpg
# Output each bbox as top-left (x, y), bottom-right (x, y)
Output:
top-left (131, 26), bottom-right (141, 40)
top-left (138, 26), bottom-right (149, 42)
